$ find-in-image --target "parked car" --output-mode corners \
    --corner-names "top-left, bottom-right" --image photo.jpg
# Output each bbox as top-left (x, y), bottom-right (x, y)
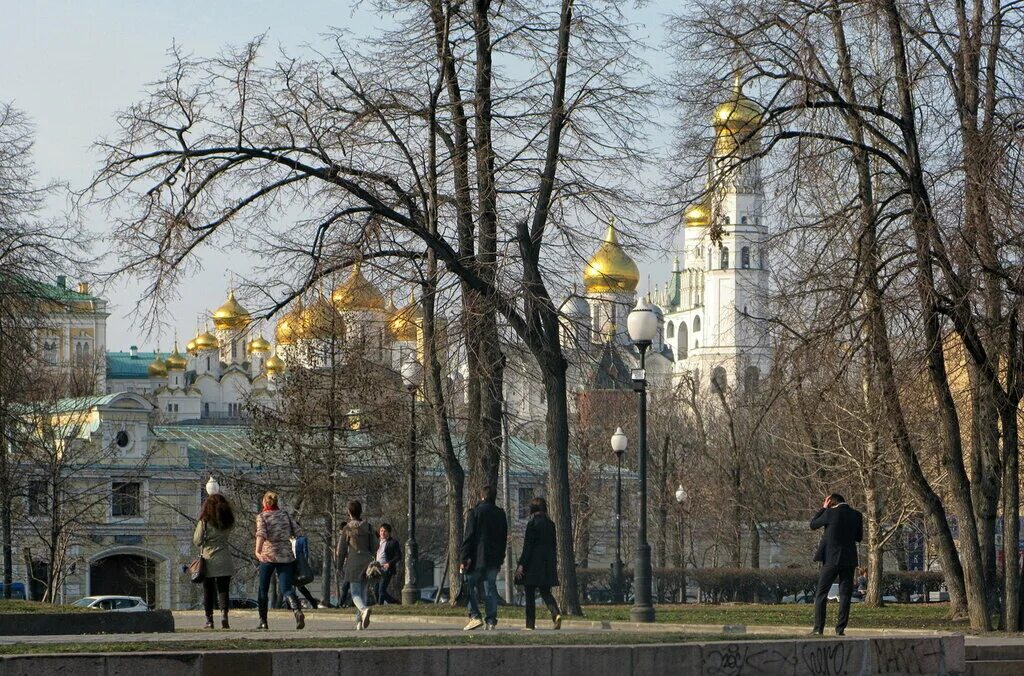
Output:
top-left (0, 583), bottom-right (26, 600)
top-left (71, 595), bottom-right (150, 612)
top-left (418, 586), bottom-right (450, 603)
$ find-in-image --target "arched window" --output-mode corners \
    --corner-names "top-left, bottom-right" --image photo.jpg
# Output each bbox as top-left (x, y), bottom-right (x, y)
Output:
top-left (741, 246), bottom-right (750, 269)
top-left (740, 216), bottom-right (747, 224)
top-left (666, 321), bottom-right (675, 339)
top-left (678, 324), bottom-right (689, 359)
top-left (744, 366), bottom-right (761, 393)
top-left (711, 366), bottom-right (727, 394)
top-left (720, 247), bottom-right (729, 269)
top-left (206, 356), bottom-right (211, 371)
top-left (693, 316), bottom-right (701, 333)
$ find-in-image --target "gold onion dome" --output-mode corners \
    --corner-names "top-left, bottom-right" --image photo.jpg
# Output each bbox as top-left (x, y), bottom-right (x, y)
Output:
top-left (685, 202), bottom-right (711, 228)
top-left (275, 304), bottom-right (303, 346)
top-left (148, 353), bottom-right (168, 378)
top-left (583, 221), bottom-right (640, 294)
top-left (212, 290), bottom-right (252, 330)
top-left (265, 353), bottom-right (285, 375)
top-left (713, 75), bottom-right (762, 136)
top-left (332, 263), bottom-right (386, 311)
top-left (185, 337), bottom-right (197, 354)
top-left (390, 291), bottom-right (423, 342)
top-left (165, 343), bottom-right (187, 371)
top-left (194, 328), bottom-right (219, 351)
top-left (247, 334), bottom-right (272, 354)
top-left (299, 294), bottom-right (342, 340)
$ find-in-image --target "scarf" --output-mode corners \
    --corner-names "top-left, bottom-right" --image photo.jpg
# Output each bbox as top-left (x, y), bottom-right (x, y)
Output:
top-left (261, 504), bottom-right (279, 512)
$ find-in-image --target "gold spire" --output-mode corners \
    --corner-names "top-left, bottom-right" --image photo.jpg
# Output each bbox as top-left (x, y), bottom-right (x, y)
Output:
top-left (389, 290), bottom-right (423, 342)
top-left (165, 341), bottom-right (187, 370)
top-left (583, 219), bottom-right (640, 294)
top-left (212, 289), bottom-right (252, 330)
top-left (713, 72), bottom-right (762, 136)
top-left (331, 262), bottom-right (386, 311)
top-left (148, 351), bottom-right (168, 378)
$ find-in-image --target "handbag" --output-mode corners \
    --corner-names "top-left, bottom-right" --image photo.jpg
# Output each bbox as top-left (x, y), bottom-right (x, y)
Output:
top-left (189, 520), bottom-right (207, 584)
top-left (188, 556), bottom-right (206, 584)
top-left (364, 561), bottom-right (385, 581)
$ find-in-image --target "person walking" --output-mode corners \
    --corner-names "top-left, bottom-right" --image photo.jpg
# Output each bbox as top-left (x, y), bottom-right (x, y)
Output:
top-left (194, 493), bottom-right (235, 629)
top-left (515, 497), bottom-right (562, 631)
top-left (810, 492), bottom-right (864, 636)
top-left (459, 485), bottom-right (509, 631)
top-left (374, 523), bottom-right (402, 605)
top-left (255, 491), bottom-right (305, 631)
top-left (336, 500), bottom-right (376, 630)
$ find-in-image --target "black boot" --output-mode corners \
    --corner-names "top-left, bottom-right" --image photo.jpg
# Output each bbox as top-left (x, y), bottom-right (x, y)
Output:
top-left (204, 615), bottom-right (214, 629)
top-left (287, 595), bottom-right (305, 630)
top-left (218, 592), bottom-right (230, 629)
top-left (258, 615), bottom-right (268, 630)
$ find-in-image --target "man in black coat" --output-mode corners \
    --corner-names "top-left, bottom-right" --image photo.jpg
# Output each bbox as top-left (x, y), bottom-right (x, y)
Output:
top-left (459, 485), bottom-right (509, 630)
top-left (374, 523), bottom-right (402, 605)
top-left (810, 493), bottom-right (864, 636)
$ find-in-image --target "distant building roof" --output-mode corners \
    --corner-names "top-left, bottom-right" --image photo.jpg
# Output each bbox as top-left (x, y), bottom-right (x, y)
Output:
top-left (107, 351), bottom-right (159, 379)
top-left (10, 275), bottom-right (104, 310)
top-left (49, 393), bottom-right (123, 413)
top-left (154, 424), bottom-right (254, 470)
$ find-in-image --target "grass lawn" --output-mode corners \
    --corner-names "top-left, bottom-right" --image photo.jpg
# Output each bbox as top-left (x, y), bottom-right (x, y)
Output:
top-left (0, 600), bottom-right (86, 614)
top-left (358, 602), bottom-right (965, 631)
top-left (0, 631), bottom-right (796, 656)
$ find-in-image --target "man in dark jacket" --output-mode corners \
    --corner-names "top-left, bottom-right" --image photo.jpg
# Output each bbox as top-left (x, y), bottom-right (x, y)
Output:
top-left (460, 486), bottom-right (509, 630)
top-left (810, 493), bottom-right (864, 636)
top-left (374, 524), bottom-right (402, 605)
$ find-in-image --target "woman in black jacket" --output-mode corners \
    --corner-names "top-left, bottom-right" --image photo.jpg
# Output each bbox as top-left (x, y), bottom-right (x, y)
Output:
top-left (515, 497), bottom-right (562, 630)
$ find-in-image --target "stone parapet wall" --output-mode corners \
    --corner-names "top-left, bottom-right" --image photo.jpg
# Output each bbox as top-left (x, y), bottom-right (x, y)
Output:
top-left (0, 635), bottom-right (965, 676)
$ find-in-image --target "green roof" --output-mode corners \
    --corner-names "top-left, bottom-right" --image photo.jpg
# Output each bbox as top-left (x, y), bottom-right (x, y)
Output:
top-left (107, 351), bottom-right (159, 379)
top-left (155, 424), bottom-right (254, 470)
top-left (7, 275), bottom-right (100, 305)
top-left (49, 393), bottom-right (123, 413)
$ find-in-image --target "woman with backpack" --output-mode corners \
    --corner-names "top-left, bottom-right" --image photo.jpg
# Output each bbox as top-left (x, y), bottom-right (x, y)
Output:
top-left (254, 491), bottom-right (305, 631)
top-left (336, 500), bottom-right (377, 630)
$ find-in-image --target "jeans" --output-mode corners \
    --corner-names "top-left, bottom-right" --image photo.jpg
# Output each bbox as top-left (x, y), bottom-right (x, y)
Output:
top-left (350, 581), bottom-right (368, 618)
top-left (813, 564), bottom-right (855, 633)
top-left (524, 585), bottom-right (560, 629)
top-left (465, 567), bottom-right (499, 626)
top-left (258, 561), bottom-right (298, 620)
top-left (376, 569), bottom-right (398, 604)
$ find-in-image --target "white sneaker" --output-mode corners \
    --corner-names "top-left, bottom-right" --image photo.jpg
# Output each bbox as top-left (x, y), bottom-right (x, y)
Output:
top-left (464, 618), bottom-right (485, 631)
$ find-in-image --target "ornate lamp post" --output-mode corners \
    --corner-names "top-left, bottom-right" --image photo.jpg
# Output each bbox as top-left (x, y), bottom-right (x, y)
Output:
top-left (627, 297), bottom-right (658, 622)
top-left (610, 427), bottom-right (627, 604)
top-left (400, 354), bottom-right (424, 605)
top-left (675, 484), bottom-right (688, 604)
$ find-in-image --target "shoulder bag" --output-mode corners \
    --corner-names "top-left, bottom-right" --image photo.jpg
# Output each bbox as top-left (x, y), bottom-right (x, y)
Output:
top-left (189, 521), bottom-right (207, 584)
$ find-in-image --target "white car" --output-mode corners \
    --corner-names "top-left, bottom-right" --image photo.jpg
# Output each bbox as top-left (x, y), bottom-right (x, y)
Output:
top-left (71, 595), bottom-right (151, 612)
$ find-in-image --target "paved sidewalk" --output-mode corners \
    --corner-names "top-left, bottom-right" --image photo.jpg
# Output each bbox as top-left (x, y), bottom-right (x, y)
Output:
top-left (0, 610), bottom-right (963, 647)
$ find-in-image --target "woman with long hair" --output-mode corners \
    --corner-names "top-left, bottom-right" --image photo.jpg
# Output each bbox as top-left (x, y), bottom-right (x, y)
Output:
top-left (515, 497), bottom-right (562, 630)
top-left (194, 493), bottom-right (235, 629)
top-left (336, 500), bottom-right (376, 630)
top-left (254, 491), bottom-right (305, 631)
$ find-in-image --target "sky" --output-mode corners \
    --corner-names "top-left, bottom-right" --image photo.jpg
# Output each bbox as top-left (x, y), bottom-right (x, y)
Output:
top-left (1, 0), bottom-right (681, 350)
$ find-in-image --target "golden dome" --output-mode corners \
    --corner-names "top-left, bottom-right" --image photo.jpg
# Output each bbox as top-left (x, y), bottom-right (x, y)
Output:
top-left (713, 75), bottom-right (762, 136)
top-left (247, 334), bottom-right (272, 354)
top-left (331, 263), bottom-right (386, 311)
top-left (148, 354), bottom-right (168, 378)
top-left (165, 343), bottom-right (187, 371)
top-left (685, 202), bottom-right (711, 228)
top-left (275, 304), bottom-right (302, 346)
top-left (390, 291), bottom-right (423, 342)
top-left (185, 338), bottom-right (197, 354)
top-left (265, 353), bottom-right (285, 375)
top-left (583, 221), bottom-right (640, 294)
top-left (212, 290), bottom-right (252, 330)
top-left (298, 294), bottom-right (342, 340)
top-left (194, 328), bottom-right (219, 351)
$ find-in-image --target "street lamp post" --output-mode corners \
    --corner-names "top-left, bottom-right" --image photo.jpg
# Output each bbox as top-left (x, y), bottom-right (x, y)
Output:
top-left (675, 485), bottom-right (688, 604)
top-left (627, 297), bottom-right (658, 623)
top-left (401, 355), bottom-right (424, 606)
top-left (610, 427), bottom-right (627, 604)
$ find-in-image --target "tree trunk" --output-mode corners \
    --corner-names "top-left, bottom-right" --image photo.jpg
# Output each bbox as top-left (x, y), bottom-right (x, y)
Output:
top-left (1002, 404), bottom-right (1020, 629)
top-left (0, 417), bottom-right (11, 600)
top-left (542, 359), bottom-right (581, 615)
top-left (864, 472), bottom-right (884, 607)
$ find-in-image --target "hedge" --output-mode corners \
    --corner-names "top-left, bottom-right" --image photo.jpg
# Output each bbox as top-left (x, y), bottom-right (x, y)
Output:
top-left (575, 567), bottom-right (946, 604)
